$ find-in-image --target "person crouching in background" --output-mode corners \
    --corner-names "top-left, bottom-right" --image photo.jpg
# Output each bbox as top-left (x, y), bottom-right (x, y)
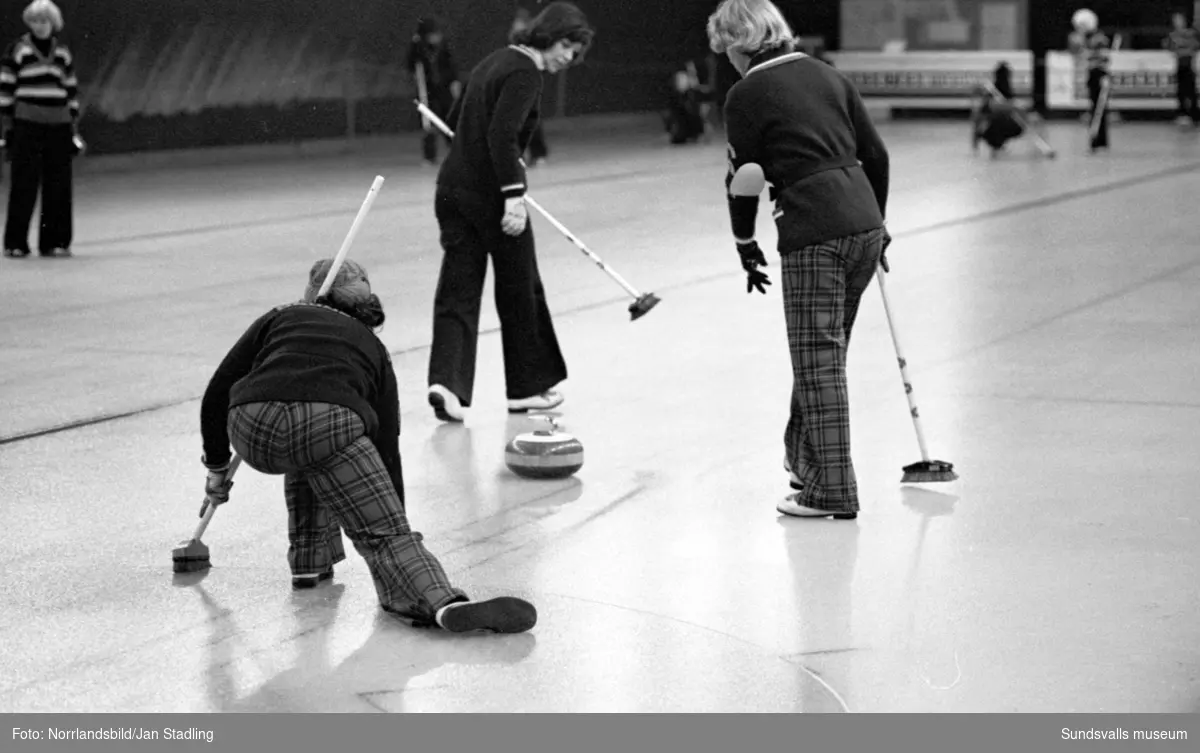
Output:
top-left (970, 62), bottom-right (1025, 157)
top-left (1, 0), bottom-right (80, 259)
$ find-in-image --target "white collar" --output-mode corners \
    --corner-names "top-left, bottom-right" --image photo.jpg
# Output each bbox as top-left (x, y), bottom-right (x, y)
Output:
top-left (509, 44), bottom-right (546, 71)
top-left (746, 51), bottom-right (808, 76)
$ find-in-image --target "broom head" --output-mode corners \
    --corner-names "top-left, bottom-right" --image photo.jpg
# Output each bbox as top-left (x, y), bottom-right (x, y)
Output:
top-left (172, 537), bottom-right (211, 573)
top-left (902, 460), bottom-right (958, 484)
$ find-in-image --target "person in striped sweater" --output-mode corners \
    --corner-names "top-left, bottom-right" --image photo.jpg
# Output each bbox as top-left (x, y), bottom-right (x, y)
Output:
top-left (1, 0), bottom-right (79, 258)
top-left (1068, 8), bottom-right (1111, 152)
top-left (1163, 11), bottom-right (1200, 126)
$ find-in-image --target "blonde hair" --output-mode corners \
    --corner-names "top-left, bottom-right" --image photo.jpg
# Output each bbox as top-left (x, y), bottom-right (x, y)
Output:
top-left (707, 0), bottom-right (795, 56)
top-left (23, 0), bottom-right (64, 31)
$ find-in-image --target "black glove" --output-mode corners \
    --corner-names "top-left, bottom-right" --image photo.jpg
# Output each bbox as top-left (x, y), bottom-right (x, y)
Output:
top-left (736, 240), bottom-right (771, 295)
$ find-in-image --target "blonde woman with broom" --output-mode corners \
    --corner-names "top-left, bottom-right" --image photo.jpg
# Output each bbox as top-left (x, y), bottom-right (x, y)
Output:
top-left (708, 0), bottom-right (891, 520)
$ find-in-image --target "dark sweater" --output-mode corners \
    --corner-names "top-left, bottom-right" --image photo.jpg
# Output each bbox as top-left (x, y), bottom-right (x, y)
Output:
top-left (1166, 27), bottom-right (1200, 61)
top-left (406, 37), bottom-right (459, 94)
top-left (723, 47), bottom-right (889, 253)
top-left (437, 46), bottom-right (544, 201)
top-left (199, 302), bottom-right (404, 499)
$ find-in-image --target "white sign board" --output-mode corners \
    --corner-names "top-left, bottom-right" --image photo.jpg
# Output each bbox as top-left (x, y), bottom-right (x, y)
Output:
top-left (1046, 50), bottom-right (1178, 110)
top-left (828, 51), bottom-right (1034, 108)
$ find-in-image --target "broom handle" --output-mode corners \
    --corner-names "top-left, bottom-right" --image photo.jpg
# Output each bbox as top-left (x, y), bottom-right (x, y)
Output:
top-left (315, 175), bottom-right (385, 299)
top-left (189, 178), bottom-right (382, 544)
top-left (1088, 34), bottom-right (1121, 140)
top-left (875, 266), bottom-right (932, 462)
top-left (414, 61), bottom-right (432, 132)
top-left (192, 455), bottom-right (243, 540)
top-left (414, 100), bottom-right (645, 300)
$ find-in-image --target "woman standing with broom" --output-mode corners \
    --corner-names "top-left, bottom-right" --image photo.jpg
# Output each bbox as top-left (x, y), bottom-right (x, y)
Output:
top-left (425, 2), bottom-right (594, 423)
top-left (707, 0), bottom-right (891, 520)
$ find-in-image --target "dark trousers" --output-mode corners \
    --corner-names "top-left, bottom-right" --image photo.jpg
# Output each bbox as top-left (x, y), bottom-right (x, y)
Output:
top-left (664, 93), bottom-right (706, 144)
top-left (1176, 59), bottom-right (1198, 121)
top-left (1088, 69), bottom-right (1110, 148)
top-left (4, 121), bottom-right (74, 253)
top-left (428, 187), bottom-right (567, 407)
top-left (782, 227), bottom-right (885, 514)
top-left (421, 90), bottom-right (455, 163)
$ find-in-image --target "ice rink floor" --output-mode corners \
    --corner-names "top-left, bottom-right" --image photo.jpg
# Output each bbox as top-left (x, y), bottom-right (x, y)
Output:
top-left (1, 116), bottom-right (1198, 713)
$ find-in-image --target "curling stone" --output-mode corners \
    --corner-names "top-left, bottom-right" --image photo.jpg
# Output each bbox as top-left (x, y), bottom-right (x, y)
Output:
top-left (505, 429), bottom-right (584, 479)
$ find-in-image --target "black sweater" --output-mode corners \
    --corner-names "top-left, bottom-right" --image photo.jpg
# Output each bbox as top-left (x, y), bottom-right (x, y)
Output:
top-left (437, 46), bottom-right (544, 201)
top-left (406, 38), bottom-right (459, 95)
top-left (723, 48), bottom-right (889, 253)
top-left (199, 303), bottom-right (404, 499)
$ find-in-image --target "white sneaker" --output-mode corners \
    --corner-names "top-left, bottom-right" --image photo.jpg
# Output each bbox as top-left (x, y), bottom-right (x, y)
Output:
top-left (428, 385), bottom-right (465, 422)
top-left (507, 389), bottom-right (564, 414)
top-left (777, 493), bottom-right (857, 520)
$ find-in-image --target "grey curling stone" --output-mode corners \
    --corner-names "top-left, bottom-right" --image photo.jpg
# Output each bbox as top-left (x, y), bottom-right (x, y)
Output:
top-left (505, 429), bottom-right (584, 479)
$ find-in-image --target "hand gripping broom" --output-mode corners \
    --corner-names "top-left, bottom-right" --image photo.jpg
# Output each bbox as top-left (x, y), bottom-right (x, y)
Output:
top-left (170, 175), bottom-right (386, 572)
top-left (414, 100), bottom-right (661, 321)
top-left (172, 456), bottom-right (244, 573)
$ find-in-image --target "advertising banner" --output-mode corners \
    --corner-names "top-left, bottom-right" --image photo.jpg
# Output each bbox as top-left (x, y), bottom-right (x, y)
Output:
top-left (1046, 50), bottom-right (1182, 110)
top-left (829, 51), bottom-right (1034, 107)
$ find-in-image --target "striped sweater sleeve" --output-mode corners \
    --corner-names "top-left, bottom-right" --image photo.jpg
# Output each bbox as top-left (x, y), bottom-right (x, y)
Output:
top-left (489, 69), bottom-right (540, 199)
top-left (62, 46), bottom-right (80, 121)
top-left (0, 43), bottom-right (17, 120)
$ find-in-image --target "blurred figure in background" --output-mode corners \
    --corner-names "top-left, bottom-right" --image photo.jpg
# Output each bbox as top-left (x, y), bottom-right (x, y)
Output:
top-left (1163, 11), bottom-right (1200, 127)
top-left (407, 16), bottom-right (461, 166)
top-left (1067, 8), bottom-right (1111, 152)
top-left (970, 62), bottom-right (1026, 157)
top-left (1, 0), bottom-right (80, 259)
top-left (510, 6), bottom-right (550, 165)
top-left (662, 62), bottom-right (709, 145)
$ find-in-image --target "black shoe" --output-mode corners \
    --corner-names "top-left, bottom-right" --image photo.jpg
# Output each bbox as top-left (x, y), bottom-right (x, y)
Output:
top-left (39, 247), bottom-right (72, 258)
top-left (437, 597), bottom-right (537, 634)
top-left (4, 247), bottom-right (29, 258)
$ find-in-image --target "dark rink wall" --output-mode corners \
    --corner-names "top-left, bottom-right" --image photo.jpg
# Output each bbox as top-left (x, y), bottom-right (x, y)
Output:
top-left (4, 0), bottom-right (828, 156)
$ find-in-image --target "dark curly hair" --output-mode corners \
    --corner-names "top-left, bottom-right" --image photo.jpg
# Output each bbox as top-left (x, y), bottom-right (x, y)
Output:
top-left (509, 2), bottom-right (595, 62)
top-left (318, 294), bottom-right (386, 330)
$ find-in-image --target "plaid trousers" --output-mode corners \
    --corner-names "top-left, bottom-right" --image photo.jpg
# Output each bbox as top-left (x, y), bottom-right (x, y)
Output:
top-left (227, 401), bottom-right (468, 624)
top-left (782, 227), bottom-right (885, 513)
